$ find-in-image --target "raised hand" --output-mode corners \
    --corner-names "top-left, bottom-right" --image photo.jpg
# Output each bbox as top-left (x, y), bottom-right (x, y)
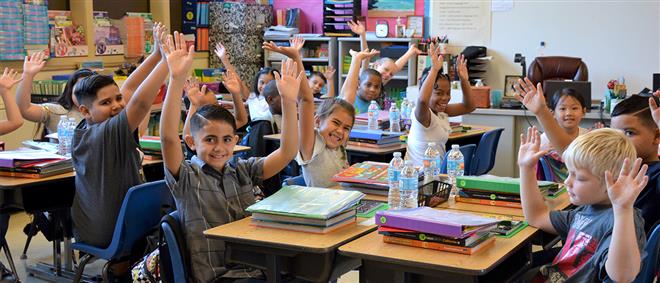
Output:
top-left (184, 77), bottom-right (214, 108)
top-left (513, 78), bottom-right (548, 114)
top-left (408, 44), bottom-right (423, 55)
top-left (274, 58), bottom-right (304, 103)
top-left (162, 31), bottom-right (195, 79)
top-left (650, 91), bottom-right (660, 127)
top-left (349, 48), bottom-right (380, 61)
top-left (518, 126), bottom-right (547, 169)
top-left (348, 20), bottom-right (366, 35)
top-left (289, 36), bottom-right (305, 52)
top-left (456, 54), bottom-right (469, 81)
top-left (214, 42), bottom-right (227, 60)
top-left (0, 68), bottom-right (22, 93)
top-left (323, 65), bottom-right (336, 80)
top-left (262, 38), bottom-right (304, 59)
top-left (605, 158), bottom-right (649, 210)
top-left (428, 42), bottom-right (443, 71)
top-left (222, 69), bottom-right (243, 95)
top-left (22, 51), bottom-right (47, 76)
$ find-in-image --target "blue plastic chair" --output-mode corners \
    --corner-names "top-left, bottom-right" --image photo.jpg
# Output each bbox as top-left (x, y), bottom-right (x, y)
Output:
top-left (282, 175), bottom-right (306, 187)
top-left (159, 211), bottom-right (190, 283)
top-left (440, 144), bottom-right (477, 175)
top-left (634, 223), bottom-right (660, 283)
top-left (72, 180), bottom-right (175, 282)
top-left (538, 156), bottom-right (556, 182)
top-left (470, 128), bottom-right (504, 175)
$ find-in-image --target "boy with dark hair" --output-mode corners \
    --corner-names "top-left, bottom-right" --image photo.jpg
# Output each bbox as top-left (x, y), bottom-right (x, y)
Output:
top-left (611, 94), bottom-right (660, 234)
top-left (261, 80), bottom-right (282, 133)
top-left (160, 30), bottom-right (302, 282)
top-left (70, 26), bottom-right (169, 248)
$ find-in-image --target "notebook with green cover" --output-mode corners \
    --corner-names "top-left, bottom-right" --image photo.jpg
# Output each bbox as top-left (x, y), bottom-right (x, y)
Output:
top-left (246, 185), bottom-right (364, 220)
top-left (456, 175), bottom-right (559, 194)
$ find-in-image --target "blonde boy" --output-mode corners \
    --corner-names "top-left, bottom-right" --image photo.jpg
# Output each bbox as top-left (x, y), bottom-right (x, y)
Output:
top-left (518, 127), bottom-right (647, 282)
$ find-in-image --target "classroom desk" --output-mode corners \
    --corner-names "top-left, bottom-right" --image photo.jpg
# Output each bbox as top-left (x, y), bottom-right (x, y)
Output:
top-left (338, 225), bottom-right (538, 282)
top-left (203, 217), bottom-right (377, 283)
top-left (263, 124), bottom-right (496, 164)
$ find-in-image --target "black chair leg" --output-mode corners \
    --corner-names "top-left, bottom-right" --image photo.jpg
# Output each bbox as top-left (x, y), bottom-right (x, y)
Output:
top-left (20, 219), bottom-right (37, 259)
top-left (73, 253), bottom-right (93, 283)
top-left (1, 241), bottom-right (19, 282)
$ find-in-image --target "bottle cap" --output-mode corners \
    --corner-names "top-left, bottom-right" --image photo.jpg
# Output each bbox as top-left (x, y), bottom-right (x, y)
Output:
top-left (428, 142), bottom-right (436, 147)
top-left (393, 152), bottom-right (401, 157)
top-left (451, 144), bottom-right (460, 149)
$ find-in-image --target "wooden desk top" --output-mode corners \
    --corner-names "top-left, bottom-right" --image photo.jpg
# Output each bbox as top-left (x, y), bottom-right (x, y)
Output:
top-left (448, 125), bottom-right (498, 140)
top-left (0, 171), bottom-right (76, 189)
top-left (233, 145), bottom-right (251, 153)
top-left (437, 193), bottom-right (571, 218)
top-left (204, 217), bottom-right (377, 253)
top-left (339, 226), bottom-right (537, 275)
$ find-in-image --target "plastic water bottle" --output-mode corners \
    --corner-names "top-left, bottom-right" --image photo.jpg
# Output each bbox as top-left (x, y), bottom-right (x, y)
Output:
top-left (446, 144), bottom-right (465, 198)
top-left (67, 118), bottom-right (77, 154)
top-left (57, 115), bottom-right (69, 156)
top-left (422, 142), bottom-right (440, 182)
top-left (388, 152), bottom-right (404, 210)
top-left (367, 100), bottom-right (379, 131)
top-left (537, 41), bottom-right (546, 57)
top-left (389, 104), bottom-right (401, 132)
top-left (399, 160), bottom-right (419, 209)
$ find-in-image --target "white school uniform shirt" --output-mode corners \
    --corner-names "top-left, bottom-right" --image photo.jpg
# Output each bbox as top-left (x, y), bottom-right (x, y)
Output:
top-left (246, 92), bottom-right (272, 122)
top-left (405, 107), bottom-right (451, 167)
top-left (539, 127), bottom-right (588, 153)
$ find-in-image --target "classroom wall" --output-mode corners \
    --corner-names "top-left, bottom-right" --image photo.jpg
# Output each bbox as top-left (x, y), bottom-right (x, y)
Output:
top-left (272, 0), bottom-right (425, 37)
top-left (478, 1), bottom-right (660, 98)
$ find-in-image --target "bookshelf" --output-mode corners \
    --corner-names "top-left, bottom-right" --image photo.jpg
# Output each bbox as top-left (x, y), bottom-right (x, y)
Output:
top-left (263, 36), bottom-right (338, 91)
top-left (322, 0), bottom-right (360, 37)
top-left (337, 36), bottom-right (419, 100)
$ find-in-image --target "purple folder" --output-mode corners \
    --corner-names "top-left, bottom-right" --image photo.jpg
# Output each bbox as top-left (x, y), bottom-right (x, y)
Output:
top-left (375, 207), bottom-right (499, 238)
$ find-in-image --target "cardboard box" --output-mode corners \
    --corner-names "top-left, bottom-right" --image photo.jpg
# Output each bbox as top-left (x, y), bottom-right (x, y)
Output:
top-left (471, 86), bottom-right (491, 108)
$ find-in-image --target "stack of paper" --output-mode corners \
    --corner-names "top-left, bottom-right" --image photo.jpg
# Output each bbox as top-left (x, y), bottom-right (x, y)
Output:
top-left (0, 149), bottom-right (72, 178)
top-left (264, 25), bottom-right (299, 40)
top-left (246, 186), bottom-right (364, 233)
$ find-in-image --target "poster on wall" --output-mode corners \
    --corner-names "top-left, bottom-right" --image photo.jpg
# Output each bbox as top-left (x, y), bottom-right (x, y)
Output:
top-left (367, 0), bottom-right (415, 17)
top-left (429, 0), bottom-right (491, 46)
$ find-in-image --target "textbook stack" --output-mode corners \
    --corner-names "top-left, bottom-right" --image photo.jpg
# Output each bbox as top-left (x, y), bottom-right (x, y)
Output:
top-left (139, 136), bottom-right (162, 160)
top-left (246, 185), bottom-right (364, 234)
top-left (347, 128), bottom-right (403, 149)
top-left (376, 207), bottom-right (499, 255)
top-left (354, 110), bottom-right (390, 130)
top-left (332, 161), bottom-right (389, 195)
top-left (455, 175), bottom-right (564, 208)
top-left (0, 150), bottom-right (72, 178)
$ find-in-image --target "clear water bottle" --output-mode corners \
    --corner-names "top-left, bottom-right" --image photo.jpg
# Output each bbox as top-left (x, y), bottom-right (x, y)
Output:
top-left (57, 115), bottom-right (69, 156)
top-left (422, 142), bottom-right (440, 182)
top-left (389, 104), bottom-right (401, 132)
top-left (67, 118), bottom-right (77, 155)
top-left (446, 144), bottom-right (465, 198)
top-left (400, 99), bottom-right (409, 120)
top-left (388, 152), bottom-right (404, 210)
top-left (537, 41), bottom-right (546, 57)
top-left (399, 160), bottom-right (419, 209)
top-left (367, 100), bottom-right (379, 131)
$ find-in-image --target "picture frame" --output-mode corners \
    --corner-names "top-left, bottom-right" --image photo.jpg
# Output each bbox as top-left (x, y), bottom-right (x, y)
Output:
top-left (504, 75), bottom-right (523, 97)
top-left (406, 16), bottom-right (424, 38)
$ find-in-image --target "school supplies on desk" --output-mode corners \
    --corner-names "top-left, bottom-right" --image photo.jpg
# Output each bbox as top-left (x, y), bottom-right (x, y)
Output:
top-left (382, 234), bottom-right (495, 255)
top-left (378, 226), bottom-right (491, 247)
top-left (356, 200), bottom-right (388, 218)
top-left (456, 175), bottom-right (560, 195)
top-left (375, 207), bottom-right (498, 239)
top-left (332, 162), bottom-right (389, 186)
top-left (0, 149), bottom-right (72, 178)
top-left (0, 150), bottom-right (67, 168)
top-left (348, 129), bottom-right (403, 145)
top-left (246, 185), bottom-right (363, 219)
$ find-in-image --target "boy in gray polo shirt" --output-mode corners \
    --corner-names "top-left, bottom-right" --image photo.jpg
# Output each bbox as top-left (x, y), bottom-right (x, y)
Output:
top-left (71, 32), bottom-right (169, 247)
top-left (160, 33), bottom-right (302, 283)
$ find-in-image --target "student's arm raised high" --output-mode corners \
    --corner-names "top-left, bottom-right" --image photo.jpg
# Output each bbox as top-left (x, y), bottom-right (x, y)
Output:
top-left (124, 27), bottom-right (170, 132)
top-left (517, 126), bottom-right (556, 234)
top-left (221, 69), bottom-right (249, 129)
top-left (215, 42), bottom-right (250, 101)
top-left (604, 158), bottom-right (648, 283)
top-left (262, 59), bottom-right (302, 179)
top-left (181, 77), bottom-right (215, 146)
top-left (415, 43), bottom-right (442, 128)
top-left (393, 45), bottom-right (422, 74)
top-left (514, 78), bottom-right (573, 154)
top-left (323, 65), bottom-right (336, 98)
top-left (340, 48), bottom-right (380, 105)
top-left (15, 51), bottom-right (47, 123)
top-left (0, 68), bottom-right (24, 134)
top-left (347, 20), bottom-right (369, 72)
top-left (445, 54), bottom-right (476, 116)
top-left (160, 32), bottom-right (196, 177)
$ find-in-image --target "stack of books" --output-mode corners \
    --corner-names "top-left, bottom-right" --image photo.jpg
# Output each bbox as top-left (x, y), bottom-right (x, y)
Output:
top-left (0, 150), bottom-right (72, 178)
top-left (376, 207), bottom-right (499, 254)
top-left (264, 26), bottom-right (299, 40)
top-left (354, 111), bottom-right (390, 130)
top-left (348, 128), bottom-right (402, 149)
top-left (139, 136), bottom-right (162, 160)
top-left (332, 161), bottom-right (389, 195)
top-left (456, 175), bottom-right (564, 208)
top-left (246, 185), bottom-right (364, 233)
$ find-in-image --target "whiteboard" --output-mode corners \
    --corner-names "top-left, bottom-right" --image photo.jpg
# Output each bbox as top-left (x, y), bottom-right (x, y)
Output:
top-left (428, 1), bottom-right (660, 100)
